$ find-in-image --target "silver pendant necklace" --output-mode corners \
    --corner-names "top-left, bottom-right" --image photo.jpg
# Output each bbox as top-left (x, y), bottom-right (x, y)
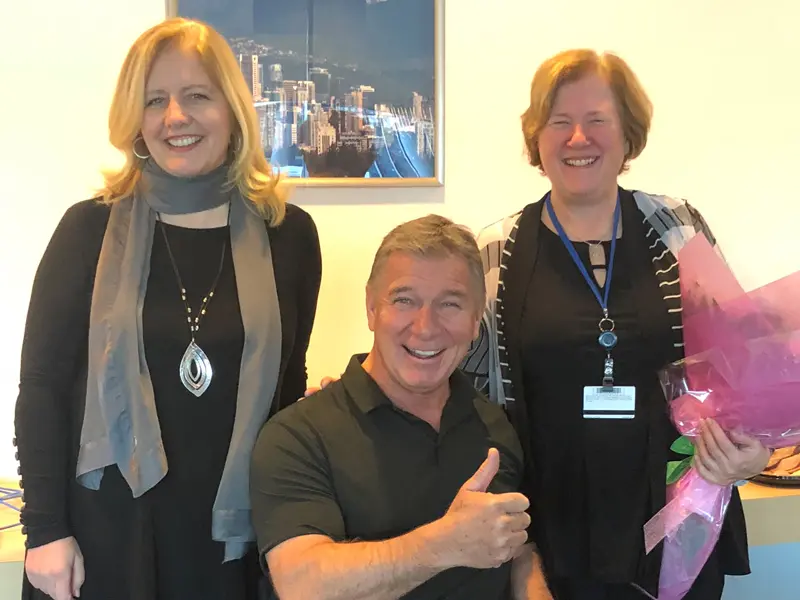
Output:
top-left (157, 211), bottom-right (229, 397)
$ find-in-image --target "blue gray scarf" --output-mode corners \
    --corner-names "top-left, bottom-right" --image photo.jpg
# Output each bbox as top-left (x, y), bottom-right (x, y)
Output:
top-left (77, 160), bottom-right (282, 561)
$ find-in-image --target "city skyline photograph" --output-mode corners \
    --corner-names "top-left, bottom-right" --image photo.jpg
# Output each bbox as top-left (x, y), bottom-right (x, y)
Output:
top-left (171, 0), bottom-right (442, 184)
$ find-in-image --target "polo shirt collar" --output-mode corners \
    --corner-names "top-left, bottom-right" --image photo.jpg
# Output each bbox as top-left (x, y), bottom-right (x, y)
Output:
top-left (342, 353), bottom-right (478, 425)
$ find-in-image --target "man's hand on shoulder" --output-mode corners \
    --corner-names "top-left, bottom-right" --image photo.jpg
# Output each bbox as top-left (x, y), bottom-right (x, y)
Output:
top-left (300, 375), bottom-right (338, 400)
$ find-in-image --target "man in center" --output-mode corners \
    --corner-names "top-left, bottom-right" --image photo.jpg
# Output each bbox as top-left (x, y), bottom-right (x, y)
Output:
top-left (250, 215), bottom-right (552, 599)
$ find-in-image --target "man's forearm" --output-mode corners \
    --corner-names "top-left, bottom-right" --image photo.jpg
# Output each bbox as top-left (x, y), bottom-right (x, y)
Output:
top-left (270, 522), bottom-right (452, 600)
top-left (511, 544), bottom-right (552, 600)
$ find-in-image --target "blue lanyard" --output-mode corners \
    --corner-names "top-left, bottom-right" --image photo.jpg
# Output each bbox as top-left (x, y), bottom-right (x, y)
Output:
top-left (545, 192), bottom-right (620, 317)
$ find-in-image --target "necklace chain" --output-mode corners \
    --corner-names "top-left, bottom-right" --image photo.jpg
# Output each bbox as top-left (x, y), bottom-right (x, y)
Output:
top-left (157, 210), bottom-right (229, 341)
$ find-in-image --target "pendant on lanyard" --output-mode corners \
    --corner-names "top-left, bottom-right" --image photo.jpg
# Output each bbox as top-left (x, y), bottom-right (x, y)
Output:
top-left (546, 192), bottom-right (621, 388)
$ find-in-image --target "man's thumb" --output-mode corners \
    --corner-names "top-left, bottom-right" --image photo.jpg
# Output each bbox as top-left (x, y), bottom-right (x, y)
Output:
top-left (463, 448), bottom-right (500, 492)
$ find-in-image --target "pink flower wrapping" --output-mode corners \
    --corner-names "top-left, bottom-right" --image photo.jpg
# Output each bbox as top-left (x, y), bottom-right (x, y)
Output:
top-left (642, 234), bottom-right (800, 600)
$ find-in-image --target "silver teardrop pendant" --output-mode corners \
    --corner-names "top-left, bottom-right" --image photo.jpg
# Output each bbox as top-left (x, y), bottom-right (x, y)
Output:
top-left (179, 340), bottom-right (213, 397)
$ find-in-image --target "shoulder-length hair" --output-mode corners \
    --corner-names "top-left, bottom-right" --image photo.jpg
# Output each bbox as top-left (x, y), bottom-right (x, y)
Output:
top-left (521, 48), bottom-right (653, 174)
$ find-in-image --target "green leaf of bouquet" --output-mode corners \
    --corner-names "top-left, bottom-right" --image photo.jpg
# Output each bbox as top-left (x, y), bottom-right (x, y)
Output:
top-left (666, 457), bottom-right (693, 485)
top-left (670, 435), bottom-right (695, 456)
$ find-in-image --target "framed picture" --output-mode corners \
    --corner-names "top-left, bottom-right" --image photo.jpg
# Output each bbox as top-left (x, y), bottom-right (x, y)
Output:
top-left (166, 0), bottom-right (444, 187)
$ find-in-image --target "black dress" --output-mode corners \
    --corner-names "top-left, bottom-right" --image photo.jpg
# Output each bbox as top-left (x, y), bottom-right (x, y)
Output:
top-left (14, 200), bottom-right (321, 600)
top-left (518, 212), bottom-right (728, 599)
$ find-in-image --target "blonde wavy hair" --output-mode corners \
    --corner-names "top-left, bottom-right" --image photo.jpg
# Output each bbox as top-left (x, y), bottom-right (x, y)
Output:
top-left (521, 49), bottom-right (653, 174)
top-left (100, 18), bottom-right (287, 225)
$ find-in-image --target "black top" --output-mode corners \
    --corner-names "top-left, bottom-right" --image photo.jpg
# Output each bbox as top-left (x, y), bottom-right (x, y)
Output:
top-left (14, 199), bottom-right (321, 600)
top-left (250, 354), bottom-right (524, 600)
top-left (521, 220), bottom-right (679, 582)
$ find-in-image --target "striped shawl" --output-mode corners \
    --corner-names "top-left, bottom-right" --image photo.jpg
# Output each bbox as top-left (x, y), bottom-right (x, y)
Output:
top-left (461, 190), bottom-right (720, 432)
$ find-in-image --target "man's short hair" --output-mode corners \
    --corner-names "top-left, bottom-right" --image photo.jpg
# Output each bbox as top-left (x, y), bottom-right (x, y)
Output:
top-left (367, 214), bottom-right (486, 310)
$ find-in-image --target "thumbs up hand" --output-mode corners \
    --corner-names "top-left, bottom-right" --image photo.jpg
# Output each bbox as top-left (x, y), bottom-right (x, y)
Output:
top-left (462, 446), bottom-right (502, 492)
top-left (436, 448), bottom-right (531, 570)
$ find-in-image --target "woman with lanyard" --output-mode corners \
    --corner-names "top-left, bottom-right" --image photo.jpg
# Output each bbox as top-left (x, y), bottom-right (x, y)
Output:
top-left (460, 48), bottom-right (771, 599)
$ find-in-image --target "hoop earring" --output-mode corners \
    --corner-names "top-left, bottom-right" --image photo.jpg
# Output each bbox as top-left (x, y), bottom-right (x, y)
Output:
top-left (133, 135), bottom-right (150, 160)
top-left (230, 134), bottom-right (242, 157)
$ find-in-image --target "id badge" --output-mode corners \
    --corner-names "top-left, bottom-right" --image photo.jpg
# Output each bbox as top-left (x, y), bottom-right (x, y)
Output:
top-left (583, 386), bottom-right (636, 419)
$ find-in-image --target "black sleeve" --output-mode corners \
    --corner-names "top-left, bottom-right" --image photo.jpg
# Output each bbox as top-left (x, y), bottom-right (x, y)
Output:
top-left (250, 403), bottom-right (344, 560)
top-left (486, 410), bottom-right (524, 495)
top-left (14, 201), bottom-right (105, 548)
top-left (493, 448), bottom-right (523, 495)
top-left (477, 402), bottom-right (530, 543)
top-left (277, 207), bottom-right (322, 411)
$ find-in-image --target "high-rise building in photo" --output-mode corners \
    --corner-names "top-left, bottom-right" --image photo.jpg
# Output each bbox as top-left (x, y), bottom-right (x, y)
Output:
top-left (316, 123), bottom-right (337, 154)
top-left (310, 67), bottom-right (331, 103)
top-left (239, 54), bottom-right (261, 100)
top-left (344, 85), bottom-right (374, 133)
top-left (416, 120), bottom-right (434, 158)
top-left (269, 64), bottom-right (283, 88)
top-left (282, 80), bottom-right (316, 107)
top-left (412, 92), bottom-right (424, 122)
top-left (331, 77), bottom-right (345, 105)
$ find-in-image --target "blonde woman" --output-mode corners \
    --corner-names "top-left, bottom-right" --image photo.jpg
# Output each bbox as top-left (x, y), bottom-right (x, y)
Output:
top-left (14, 18), bottom-right (321, 600)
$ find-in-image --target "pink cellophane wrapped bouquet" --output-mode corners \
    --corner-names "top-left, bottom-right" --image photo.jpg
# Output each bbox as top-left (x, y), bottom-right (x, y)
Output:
top-left (642, 234), bottom-right (800, 600)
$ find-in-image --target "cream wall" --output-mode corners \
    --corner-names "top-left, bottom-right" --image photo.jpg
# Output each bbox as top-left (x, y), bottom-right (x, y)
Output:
top-left (1, 0), bottom-right (798, 481)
